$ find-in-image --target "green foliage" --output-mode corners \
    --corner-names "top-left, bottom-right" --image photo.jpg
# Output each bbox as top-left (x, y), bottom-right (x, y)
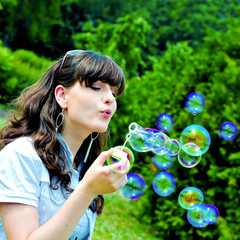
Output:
top-left (73, 10), bottom-right (151, 76)
top-left (0, 0), bottom-right (17, 8)
top-left (1, 0), bottom-right (239, 59)
top-left (148, 0), bottom-right (240, 49)
top-left (0, 0), bottom-right (76, 55)
top-left (0, 40), bottom-right (18, 103)
top-left (0, 45), bottom-right (53, 104)
top-left (11, 49), bottom-right (54, 86)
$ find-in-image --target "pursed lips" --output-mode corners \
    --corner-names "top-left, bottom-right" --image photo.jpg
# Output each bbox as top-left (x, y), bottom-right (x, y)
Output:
top-left (101, 109), bottom-right (112, 118)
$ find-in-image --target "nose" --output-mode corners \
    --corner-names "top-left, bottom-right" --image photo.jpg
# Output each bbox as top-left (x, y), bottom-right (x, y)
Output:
top-left (103, 88), bottom-right (115, 105)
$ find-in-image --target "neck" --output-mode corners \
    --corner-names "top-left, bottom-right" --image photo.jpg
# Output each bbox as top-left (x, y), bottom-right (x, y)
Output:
top-left (60, 129), bottom-right (90, 158)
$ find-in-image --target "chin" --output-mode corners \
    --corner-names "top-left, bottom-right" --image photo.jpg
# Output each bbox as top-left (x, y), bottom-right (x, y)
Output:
top-left (97, 128), bottom-right (109, 133)
top-left (93, 124), bottom-right (109, 133)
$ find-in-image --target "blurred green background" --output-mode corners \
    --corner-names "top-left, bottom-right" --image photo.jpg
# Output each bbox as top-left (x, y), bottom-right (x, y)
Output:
top-left (0, 0), bottom-right (240, 239)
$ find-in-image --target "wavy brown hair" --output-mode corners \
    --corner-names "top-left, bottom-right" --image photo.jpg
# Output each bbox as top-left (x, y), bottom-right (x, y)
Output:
top-left (0, 50), bottom-right (126, 215)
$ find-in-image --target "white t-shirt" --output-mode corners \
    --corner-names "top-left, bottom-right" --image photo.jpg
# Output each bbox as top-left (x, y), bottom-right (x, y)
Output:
top-left (0, 134), bottom-right (97, 240)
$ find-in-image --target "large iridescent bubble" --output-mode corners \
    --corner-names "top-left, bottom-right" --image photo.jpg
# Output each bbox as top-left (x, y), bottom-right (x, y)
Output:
top-left (185, 92), bottom-right (205, 115)
top-left (145, 128), bottom-right (169, 151)
top-left (219, 122), bottom-right (238, 141)
top-left (127, 122), bottom-right (154, 152)
top-left (152, 153), bottom-right (174, 170)
top-left (151, 132), bottom-right (170, 155)
top-left (187, 204), bottom-right (210, 228)
top-left (180, 124), bottom-right (211, 155)
top-left (152, 171), bottom-right (176, 197)
top-left (156, 113), bottom-right (174, 132)
top-left (178, 143), bottom-right (202, 168)
top-left (178, 187), bottom-right (204, 210)
top-left (120, 173), bottom-right (146, 200)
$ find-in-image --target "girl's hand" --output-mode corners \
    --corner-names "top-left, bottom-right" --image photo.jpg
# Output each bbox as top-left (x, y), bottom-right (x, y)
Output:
top-left (81, 148), bottom-right (130, 196)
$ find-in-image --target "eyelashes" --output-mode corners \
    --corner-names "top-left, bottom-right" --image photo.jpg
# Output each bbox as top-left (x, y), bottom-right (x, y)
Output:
top-left (90, 86), bottom-right (100, 91)
top-left (90, 86), bottom-right (116, 97)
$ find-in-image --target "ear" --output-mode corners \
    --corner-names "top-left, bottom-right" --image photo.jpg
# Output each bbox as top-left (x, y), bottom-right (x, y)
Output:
top-left (55, 85), bottom-right (68, 109)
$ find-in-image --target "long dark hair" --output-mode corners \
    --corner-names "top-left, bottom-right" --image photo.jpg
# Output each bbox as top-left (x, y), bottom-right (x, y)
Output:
top-left (0, 50), bottom-right (126, 215)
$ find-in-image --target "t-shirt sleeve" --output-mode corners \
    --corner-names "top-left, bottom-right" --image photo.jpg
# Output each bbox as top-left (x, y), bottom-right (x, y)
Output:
top-left (0, 138), bottom-right (41, 208)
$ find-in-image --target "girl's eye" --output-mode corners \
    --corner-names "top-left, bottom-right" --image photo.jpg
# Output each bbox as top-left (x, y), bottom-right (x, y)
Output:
top-left (90, 85), bottom-right (117, 98)
top-left (90, 86), bottom-right (101, 91)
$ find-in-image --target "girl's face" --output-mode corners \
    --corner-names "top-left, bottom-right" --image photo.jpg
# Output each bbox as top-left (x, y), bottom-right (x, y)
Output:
top-left (63, 80), bottom-right (118, 136)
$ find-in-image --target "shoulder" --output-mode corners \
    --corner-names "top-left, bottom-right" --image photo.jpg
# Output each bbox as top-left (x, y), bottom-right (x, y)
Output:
top-left (0, 137), bottom-right (46, 206)
top-left (0, 137), bottom-right (43, 177)
top-left (1, 137), bottom-right (35, 156)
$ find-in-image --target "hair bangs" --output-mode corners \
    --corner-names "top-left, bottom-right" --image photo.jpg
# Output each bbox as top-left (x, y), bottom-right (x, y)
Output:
top-left (77, 52), bottom-right (125, 96)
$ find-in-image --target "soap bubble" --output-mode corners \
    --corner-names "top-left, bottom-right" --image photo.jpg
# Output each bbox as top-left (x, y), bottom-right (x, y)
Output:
top-left (219, 122), bottom-right (238, 141)
top-left (185, 92), bottom-right (205, 115)
top-left (152, 171), bottom-right (176, 197)
top-left (107, 145), bottom-right (134, 171)
top-left (128, 122), bottom-right (153, 152)
top-left (152, 153), bottom-right (174, 170)
top-left (156, 113), bottom-right (174, 132)
top-left (178, 143), bottom-right (202, 168)
top-left (178, 187), bottom-right (204, 210)
top-left (164, 139), bottom-right (181, 156)
top-left (145, 128), bottom-right (169, 151)
top-left (205, 204), bottom-right (219, 225)
top-left (153, 147), bottom-right (170, 155)
top-left (145, 128), bottom-right (160, 134)
top-left (180, 125), bottom-right (211, 155)
top-left (151, 132), bottom-right (170, 155)
top-left (187, 204), bottom-right (210, 228)
top-left (120, 173), bottom-right (146, 200)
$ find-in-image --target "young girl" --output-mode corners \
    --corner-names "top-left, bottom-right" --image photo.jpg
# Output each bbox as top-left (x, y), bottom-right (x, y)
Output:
top-left (0, 50), bottom-right (129, 240)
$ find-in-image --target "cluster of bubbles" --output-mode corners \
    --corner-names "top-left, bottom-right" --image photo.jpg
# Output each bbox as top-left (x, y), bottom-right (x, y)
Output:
top-left (178, 187), bottom-right (219, 227)
top-left (107, 92), bottom-right (238, 227)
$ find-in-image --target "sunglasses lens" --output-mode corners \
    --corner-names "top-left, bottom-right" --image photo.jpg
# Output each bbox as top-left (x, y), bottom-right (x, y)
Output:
top-left (59, 50), bottom-right (83, 72)
top-left (68, 50), bottom-right (83, 55)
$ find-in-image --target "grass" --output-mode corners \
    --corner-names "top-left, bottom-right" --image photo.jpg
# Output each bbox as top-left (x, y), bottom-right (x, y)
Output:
top-left (92, 191), bottom-right (159, 240)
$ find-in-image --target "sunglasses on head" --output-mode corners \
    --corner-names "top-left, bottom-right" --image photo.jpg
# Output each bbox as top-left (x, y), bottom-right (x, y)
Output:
top-left (59, 50), bottom-right (83, 72)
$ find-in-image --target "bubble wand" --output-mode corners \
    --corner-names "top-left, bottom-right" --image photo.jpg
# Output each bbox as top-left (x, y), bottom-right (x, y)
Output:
top-left (121, 133), bottom-right (132, 151)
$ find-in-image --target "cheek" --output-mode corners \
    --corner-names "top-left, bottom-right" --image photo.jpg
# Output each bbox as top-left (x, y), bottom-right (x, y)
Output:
top-left (112, 102), bottom-right (117, 114)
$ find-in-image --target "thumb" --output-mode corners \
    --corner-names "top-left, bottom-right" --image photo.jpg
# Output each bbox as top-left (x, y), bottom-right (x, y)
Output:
top-left (93, 148), bottom-right (114, 167)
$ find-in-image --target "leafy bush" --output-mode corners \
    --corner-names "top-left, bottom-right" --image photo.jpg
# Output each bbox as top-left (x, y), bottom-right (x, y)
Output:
top-left (0, 40), bottom-right (18, 103)
top-left (73, 11), bottom-right (151, 77)
top-left (0, 46), bottom-right (53, 104)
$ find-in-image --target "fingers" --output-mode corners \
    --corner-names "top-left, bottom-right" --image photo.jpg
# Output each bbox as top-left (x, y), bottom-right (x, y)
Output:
top-left (83, 148), bottom-right (129, 195)
top-left (119, 174), bottom-right (128, 188)
top-left (93, 148), bottom-right (114, 166)
top-left (110, 155), bottom-right (130, 174)
top-left (105, 172), bottom-right (128, 193)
